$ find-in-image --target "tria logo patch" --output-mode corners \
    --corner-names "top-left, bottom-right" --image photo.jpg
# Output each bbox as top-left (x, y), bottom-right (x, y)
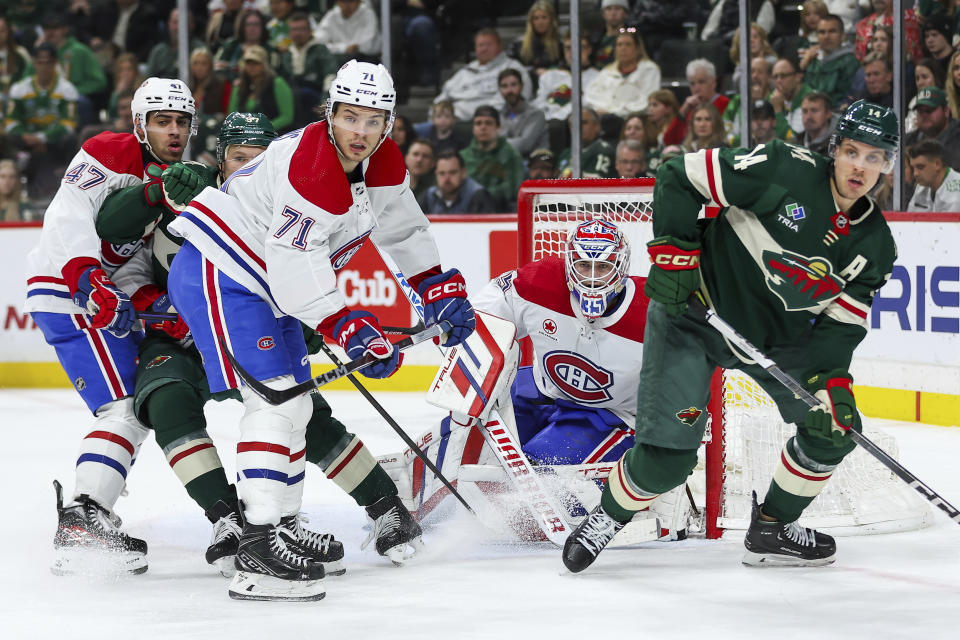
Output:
top-left (675, 407), bottom-right (702, 426)
top-left (785, 203), bottom-right (806, 221)
top-left (146, 355), bottom-right (172, 369)
top-left (762, 249), bottom-right (844, 311)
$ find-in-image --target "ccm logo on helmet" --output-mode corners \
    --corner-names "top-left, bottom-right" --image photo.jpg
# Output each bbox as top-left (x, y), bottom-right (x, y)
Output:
top-left (542, 351), bottom-right (613, 404)
top-left (425, 281), bottom-right (466, 301)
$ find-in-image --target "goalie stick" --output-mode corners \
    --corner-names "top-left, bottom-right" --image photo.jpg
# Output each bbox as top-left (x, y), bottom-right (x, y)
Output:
top-left (687, 297), bottom-right (960, 526)
top-left (221, 321), bottom-right (451, 406)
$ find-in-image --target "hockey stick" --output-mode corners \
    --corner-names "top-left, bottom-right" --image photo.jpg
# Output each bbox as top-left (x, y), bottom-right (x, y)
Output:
top-left (315, 339), bottom-right (475, 515)
top-left (687, 297), bottom-right (960, 526)
top-left (137, 311), bottom-right (179, 323)
top-left (382, 321), bottom-right (425, 335)
top-left (221, 321), bottom-right (451, 406)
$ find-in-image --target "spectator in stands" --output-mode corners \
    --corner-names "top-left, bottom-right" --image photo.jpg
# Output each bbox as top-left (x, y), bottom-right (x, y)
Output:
top-left (848, 52), bottom-right (894, 108)
top-left (146, 8), bottom-right (206, 80)
top-left (190, 48), bottom-right (231, 119)
top-left (642, 89), bottom-right (679, 151)
top-left (215, 10), bottom-right (279, 82)
top-left (847, 25), bottom-right (897, 105)
top-left (905, 87), bottom-right (960, 170)
top-left (422, 100), bottom-right (469, 155)
top-left (5, 43), bottom-right (79, 199)
top-left (460, 105), bottom-right (524, 211)
top-left (316, 0), bottom-right (380, 65)
top-left (421, 149), bottom-right (498, 215)
top-left (41, 13), bottom-right (107, 127)
top-left (559, 107), bottom-right (617, 179)
top-left (391, 114), bottom-right (414, 157)
top-left (267, 0), bottom-right (297, 53)
top-left (907, 139), bottom-right (960, 212)
top-left (855, 0), bottom-right (922, 64)
top-left (724, 56), bottom-right (774, 146)
top-left (615, 139), bottom-right (651, 178)
top-left (922, 15), bottom-right (956, 70)
top-left (227, 45), bottom-right (295, 132)
top-left (280, 10), bottom-right (336, 123)
top-left (207, 0), bottom-right (245, 54)
top-left (702, 0), bottom-right (775, 45)
top-left (592, 0), bottom-right (630, 70)
top-left (750, 99), bottom-right (778, 145)
top-left (946, 50), bottom-right (960, 118)
top-left (800, 14), bottom-right (860, 110)
top-left (509, 1), bottom-right (562, 79)
top-left (391, 0), bottom-right (440, 87)
top-left (682, 103), bottom-right (725, 152)
top-left (434, 28), bottom-right (532, 122)
top-left (405, 138), bottom-right (436, 202)
top-left (799, 91), bottom-right (836, 155)
top-left (823, 0), bottom-right (863, 35)
top-left (906, 57), bottom-right (946, 133)
top-left (584, 28), bottom-right (661, 119)
top-left (0, 16), bottom-right (31, 99)
top-left (662, 58), bottom-right (730, 146)
top-left (498, 68), bottom-right (548, 158)
top-left (106, 52), bottom-right (142, 122)
top-left (770, 57), bottom-right (812, 141)
top-left (534, 31), bottom-right (599, 123)
top-left (526, 148), bottom-right (559, 180)
top-left (795, 0), bottom-right (829, 60)
top-left (729, 23), bottom-right (777, 87)
top-left (0, 159), bottom-right (25, 222)
top-left (620, 112), bottom-right (646, 146)
top-left (87, 0), bottom-right (160, 64)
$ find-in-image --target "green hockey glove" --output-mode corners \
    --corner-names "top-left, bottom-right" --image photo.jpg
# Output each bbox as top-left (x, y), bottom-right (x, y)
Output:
top-left (803, 369), bottom-right (860, 447)
top-left (161, 162), bottom-right (206, 210)
top-left (301, 321), bottom-right (326, 355)
top-left (644, 235), bottom-right (701, 315)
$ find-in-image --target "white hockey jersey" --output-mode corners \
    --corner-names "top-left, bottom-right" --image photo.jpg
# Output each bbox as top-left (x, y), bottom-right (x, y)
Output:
top-left (472, 257), bottom-right (648, 425)
top-left (25, 132), bottom-right (154, 314)
top-left (168, 121), bottom-right (440, 327)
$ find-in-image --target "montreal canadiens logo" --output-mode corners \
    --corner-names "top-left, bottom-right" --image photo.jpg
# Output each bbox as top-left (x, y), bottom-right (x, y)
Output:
top-left (542, 350), bottom-right (613, 403)
top-left (330, 231), bottom-right (371, 271)
top-left (258, 336), bottom-right (275, 350)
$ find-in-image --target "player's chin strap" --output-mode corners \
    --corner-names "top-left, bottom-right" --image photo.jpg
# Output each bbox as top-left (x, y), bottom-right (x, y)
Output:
top-left (686, 294), bottom-right (960, 527)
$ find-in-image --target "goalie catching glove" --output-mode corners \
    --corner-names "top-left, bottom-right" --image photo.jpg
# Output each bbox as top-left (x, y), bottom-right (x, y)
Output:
top-left (71, 266), bottom-right (137, 338)
top-left (321, 309), bottom-right (402, 379)
top-left (132, 285), bottom-right (190, 340)
top-left (414, 268), bottom-right (476, 347)
top-left (645, 236), bottom-right (701, 316)
top-left (803, 369), bottom-right (861, 447)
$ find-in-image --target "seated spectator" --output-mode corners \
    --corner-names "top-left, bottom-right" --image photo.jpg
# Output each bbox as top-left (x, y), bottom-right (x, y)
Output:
top-left (146, 8), bottom-right (206, 80)
top-left (642, 89), bottom-right (679, 150)
top-left (729, 23), bottom-right (777, 87)
top-left (40, 13), bottom-right (107, 127)
top-left (947, 50), bottom-right (960, 119)
top-left (534, 30), bottom-right (599, 122)
top-left (702, 0), bottom-right (775, 44)
top-left (662, 58), bottom-right (730, 146)
top-left (5, 43), bottom-right (79, 199)
top-left (906, 58), bottom-right (945, 134)
top-left (793, 0), bottom-right (829, 60)
top-left (316, 0), bottom-right (380, 65)
top-left (421, 149), bottom-right (498, 214)
top-left (190, 48), bottom-right (231, 119)
top-left (267, 0), bottom-right (298, 52)
top-left (215, 10), bottom-right (280, 82)
top-left (424, 100), bottom-right (470, 155)
top-left (405, 138), bottom-right (436, 202)
top-left (847, 25), bottom-right (901, 104)
top-left (770, 57), bottom-right (812, 141)
top-left (682, 103), bottom-right (726, 152)
top-left (499, 68), bottom-right (548, 158)
top-left (584, 28), bottom-right (661, 118)
top-left (527, 148), bottom-right (559, 180)
top-left (724, 56), bottom-right (774, 146)
top-left (391, 114), bottom-right (414, 157)
top-left (434, 28), bottom-right (532, 122)
top-left (206, 0), bottom-right (245, 54)
top-left (904, 87), bottom-right (960, 170)
top-left (460, 105), bottom-right (524, 211)
top-left (227, 45), bottom-right (295, 132)
top-left (559, 107), bottom-right (617, 179)
top-left (922, 15), bottom-right (955, 71)
top-left (848, 52), bottom-right (893, 108)
top-left (0, 16), bottom-right (32, 98)
top-left (615, 139), bottom-right (651, 178)
top-left (855, 0), bottom-right (922, 64)
top-left (592, 0), bottom-right (630, 69)
top-left (620, 112), bottom-right (646, 145)
top-left (907, 139), bottom-right (960, 212)
top-left (800, 14), bottom-right (860, 111)
top-left (749, 100), bottom-right (778, 145)
top-left (509, 1), bottom-right (562, 79)
top-left (799, 91), bottom-right (837, 155)
top-left (391, 1), bottom-right (441, 88)
top-left (0, 159), bottom-right (26, 222)
top-left (106, 52), bottom-right (143, 123)
top-left (279, 10), bottom-right (337, 118)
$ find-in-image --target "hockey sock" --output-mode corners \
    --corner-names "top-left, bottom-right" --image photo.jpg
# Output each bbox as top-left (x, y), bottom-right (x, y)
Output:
top-left (600, 444), bottom-right (699, 523)
top-left (601, 451), bottom-right (660, 523)
top-left (283, 423), bottom-right (308, 518)
top-left (148, 382), bottom-right (234, 513)
top-left (761, 436), bottom-right (837, 523)
top-left (75, 398), bottom-right (150, 508)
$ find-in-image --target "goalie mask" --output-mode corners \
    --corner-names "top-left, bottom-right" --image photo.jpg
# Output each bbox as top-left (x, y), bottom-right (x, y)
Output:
top-left (326, 60), bottom-right (397, 156)
top-left (565, 219), bottom-right (630, 320)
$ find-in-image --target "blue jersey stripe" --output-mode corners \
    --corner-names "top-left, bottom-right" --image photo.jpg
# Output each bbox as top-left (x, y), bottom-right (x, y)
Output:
top-left (76, 453), bottom-right (128, 478)
top-left (241, 468), bottom-right (288, 483)
top-left (27, 288), bottom-right (72, 299)
top-left (286, 470), bottom-right (305, 485)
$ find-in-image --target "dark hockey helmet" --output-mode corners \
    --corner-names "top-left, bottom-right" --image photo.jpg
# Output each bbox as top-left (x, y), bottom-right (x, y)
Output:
top-left (565, 219), bottom-right (630, 320)
top-left (216, 111), bottom-right (278, 165)
top-left (829, 100), bottom-right (899, 171)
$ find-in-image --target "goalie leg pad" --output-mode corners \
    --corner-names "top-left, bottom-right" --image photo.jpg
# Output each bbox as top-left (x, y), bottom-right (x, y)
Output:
top-left (74, 398), bottom-right (150, 509)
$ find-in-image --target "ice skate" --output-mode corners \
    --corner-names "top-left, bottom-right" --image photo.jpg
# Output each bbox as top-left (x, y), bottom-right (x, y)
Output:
top-left (228, 522), bottom-right (325, 602)
top-left (362, 495), bottom-right (424, 565)
top-left (742, 492), bottom-right (836, 567)
top-left (279, 514), bottom-right (346, 576)
top-left (51, 480), bottom-right (147, 576)
top-left (205, 499), bottom-right (242, 577)
top-left (562, 505), bottom-right (625, 573)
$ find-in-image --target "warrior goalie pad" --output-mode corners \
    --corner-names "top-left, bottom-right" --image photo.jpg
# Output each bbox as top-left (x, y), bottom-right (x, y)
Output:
top-left (426, 311), bottom-right (519, 423)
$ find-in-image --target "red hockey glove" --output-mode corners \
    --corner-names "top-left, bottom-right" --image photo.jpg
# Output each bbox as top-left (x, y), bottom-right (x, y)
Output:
top-left (325, 309), bottom-right (402, 379)
top-left (132, 285), bottom-right (190, 340)
top-left (645, 235), bottom-right (701, 316)
top-left (72, 267), bottom-right (137, 337)
top-left (143, 162), bottom-right (169, 207)
top-left (803, 370), bottom-right (861, 447)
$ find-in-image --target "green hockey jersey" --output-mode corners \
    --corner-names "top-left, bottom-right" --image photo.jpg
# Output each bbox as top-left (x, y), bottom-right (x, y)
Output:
top-left (653, 139), bottom-right (896, 374)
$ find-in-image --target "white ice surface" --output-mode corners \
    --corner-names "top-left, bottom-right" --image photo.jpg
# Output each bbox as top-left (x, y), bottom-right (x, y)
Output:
top-left (1, 388), bottom-right (957, 639)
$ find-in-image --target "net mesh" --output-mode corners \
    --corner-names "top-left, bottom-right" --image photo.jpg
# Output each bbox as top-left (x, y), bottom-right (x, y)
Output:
top-left (523, 181), bottom-right (930, 535)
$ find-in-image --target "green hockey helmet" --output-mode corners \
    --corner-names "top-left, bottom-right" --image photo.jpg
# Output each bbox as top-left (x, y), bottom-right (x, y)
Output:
top-left (216, 111), bottom-right (278, 164)
top-left (829, 100), bottom-right (899, 171)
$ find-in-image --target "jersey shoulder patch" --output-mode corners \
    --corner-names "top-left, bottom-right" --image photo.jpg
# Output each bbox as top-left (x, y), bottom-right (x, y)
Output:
top-left (288, 121), bottom-right (352, 214)
top-left (363, 137), bottom-right (406, 188)
top-left (603, 276), bottom-right (648, 343)
top-left (513, 256), bottom-right (575, 318)
top-left (81, 132), bottom-right (144, 178)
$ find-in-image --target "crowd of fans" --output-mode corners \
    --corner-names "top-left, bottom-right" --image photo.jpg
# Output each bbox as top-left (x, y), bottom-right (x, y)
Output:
top-left (1, 0), bottom-right (959, 220)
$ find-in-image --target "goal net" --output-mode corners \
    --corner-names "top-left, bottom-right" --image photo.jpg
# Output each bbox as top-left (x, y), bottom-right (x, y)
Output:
top-left (517, 178), bottom-right (931, 538)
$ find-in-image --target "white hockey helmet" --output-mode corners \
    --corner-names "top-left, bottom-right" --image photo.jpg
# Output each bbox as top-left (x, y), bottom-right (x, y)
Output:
top-left (132, 77), bottom-right (198, 148)
top-left (565, 219), bottom-right (630, 320)
top-left (325, 60), bottom-right (397, 142)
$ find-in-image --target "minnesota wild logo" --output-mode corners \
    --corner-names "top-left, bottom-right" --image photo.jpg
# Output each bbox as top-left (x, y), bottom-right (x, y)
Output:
top-left (675, 407), bottom-right (702, 426)
top-left (761, 249), bottom-right (844, 311)
top-left (146, 355), bottom-right (172, 369)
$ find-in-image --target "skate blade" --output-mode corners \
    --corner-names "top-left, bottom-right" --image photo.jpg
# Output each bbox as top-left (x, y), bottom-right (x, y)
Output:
top-left (742, 550), bottom-right (836, 568)
top-left (52, 547), bottom-right (147, 576)
top-left (384, 536), bottom-right (424, 566)
top-left (228, 571), bottom-right (326, 602)
top-left (322, 559), bottom-right (346, 576)
top-left (210, 556), bottom-right (237, 578)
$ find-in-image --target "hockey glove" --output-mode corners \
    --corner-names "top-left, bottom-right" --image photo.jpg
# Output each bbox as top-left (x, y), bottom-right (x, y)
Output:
top-left (132, 285), bottom-right (190, 340)
top-left (416, 268), bottom-right (476, 347)
top-left (645, 236), bottom-right (701, 316)
top-left (161, 163), bottom-right (206, 210)
top-left (803, 369), bottom-right (860, 447)
top-left (72, 267), bottom-right (137, 338)
top-left (143, 162), bottom-right (168, 207)
top-left (331, 310), bottom-right (402, 379)
top-left (301, 321), bottom-right (326, 356)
